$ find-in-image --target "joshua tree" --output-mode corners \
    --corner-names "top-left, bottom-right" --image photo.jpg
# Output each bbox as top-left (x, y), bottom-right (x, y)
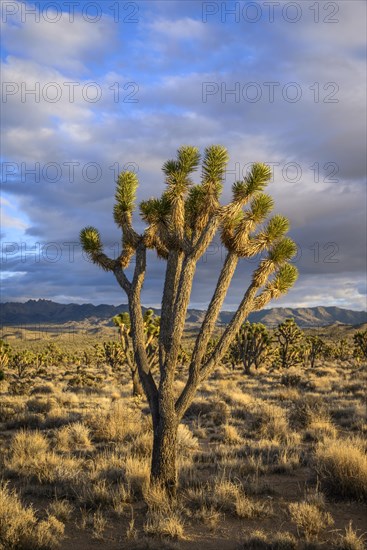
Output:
top-left (112, 309), bottom-right (160, 396)
top-left (80, 145), bottom-right (298, 494)
top-left (273, 318), bottom-right (304, 369)
top-left (305, 335), bottom-right (325, 368)
top-left (353, 330), bottom-right (367, 360)
top-left (229, 321), bottom-right (271, 374)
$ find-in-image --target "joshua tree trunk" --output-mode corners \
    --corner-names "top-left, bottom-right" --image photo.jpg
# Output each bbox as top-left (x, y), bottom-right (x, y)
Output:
top-left (81, 145), bottom-right (299, 494)
top-left (132, 367), bottom-right (144, 397)
top-left (151, 412), bottom-right (178, 495)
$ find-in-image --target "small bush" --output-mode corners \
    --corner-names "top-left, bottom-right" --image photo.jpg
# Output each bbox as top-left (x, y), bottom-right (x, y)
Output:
top-left (55, 422), bottom-right (93, 452)
top-left (252, 402), bottom-right (289, 442)
top-left (0, 482), bottom-right (64, 549)
top-left (143, 510), bottom-right (184, 540)
top-left (333, 522), bottom-right (366, 550)
top-left (314, 437), bottom-right (367, 501)
top-left (7, 429), bottom-right (81, 484)
top-left (26, 397), bottom-right (55, 414)
top-left (289, 501), bottom-right (334, 541)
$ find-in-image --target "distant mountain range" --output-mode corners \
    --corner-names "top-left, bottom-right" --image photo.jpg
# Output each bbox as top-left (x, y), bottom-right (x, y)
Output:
top-left (1, 299), bottom-right (366, 328)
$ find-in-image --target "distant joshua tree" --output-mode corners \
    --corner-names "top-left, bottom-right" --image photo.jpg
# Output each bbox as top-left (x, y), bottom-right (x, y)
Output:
top-left (274, 318), bottom-right (304, 369)
top-left (112, 309), bottom-right (160, 397)
top-left (81, 145), bottom-right (298, 494)
top-left (353, 330), bottom-right (367, 361)
top-left (229, 321), bottom-right (271, 374)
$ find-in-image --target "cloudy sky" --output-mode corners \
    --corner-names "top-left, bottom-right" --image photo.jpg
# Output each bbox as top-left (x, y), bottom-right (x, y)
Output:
top-left (1, 0), bottom-right (366, 310)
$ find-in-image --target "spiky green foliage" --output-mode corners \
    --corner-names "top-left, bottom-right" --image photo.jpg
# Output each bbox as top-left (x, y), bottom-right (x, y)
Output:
top-left (201, 145), bottom-right (229, 182)
top-left (140, 196), bottom-right (171, 225)
top-left (273, 318), bottom-right (304, 369)
top-left (231, 162), bottom-right (272, 204)
top-left (113, 171), bottom-right (138, 222)
top-left (80, 226), bottom-right (103, 256)
top-left (229, 322), bottom-right (271, 374)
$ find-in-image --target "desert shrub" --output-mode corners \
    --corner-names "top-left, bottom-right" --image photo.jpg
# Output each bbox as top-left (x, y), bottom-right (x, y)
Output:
top-left (6, 430), bottom-right (81, 484)
top-left (288, 501), bottom-right (334, 541)
top-left (185, 398), bottom-right (230, 426)
top-left (280, 372), bottom-right (303, 387)
top-left (332, 522), bottom-right (366, 550)
top-left (55, 422), bottom-right (93, 452)
top-left (314, 437), bottom-right (367, 501)
top-left (143, 510), bottom-right (184, 540)
top-left (0, 482), bottom-right (64, 549)
top-left (31, 383), bottom-right (56, 395)
top-left (125, 456), bottom-right (150, 497)
top-left (289, 395), bottom-right (328, 429)
top-left (87, 402), bottom-right (141, 442)
top-left (26, 397), bottom-right (56, 414)
top-left (251, 402), bottom-right (290, 442)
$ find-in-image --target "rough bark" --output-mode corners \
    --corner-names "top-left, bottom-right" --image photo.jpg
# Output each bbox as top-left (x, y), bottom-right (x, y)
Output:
top-left (150, 413), bottom-right (178, 496)
top-left (132, 367), bottom-right (144, 397)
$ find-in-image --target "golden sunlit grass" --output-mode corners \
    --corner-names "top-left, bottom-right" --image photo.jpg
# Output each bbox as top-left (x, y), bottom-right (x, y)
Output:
top-left (0, 330), bottom-right (366, 549)
top-left (0, 482), bottom-right (64, 549)
top-left (314, 436), bottom-right (367, 501)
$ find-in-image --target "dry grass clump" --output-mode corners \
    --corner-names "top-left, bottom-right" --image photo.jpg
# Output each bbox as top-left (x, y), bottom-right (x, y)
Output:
top-left (26, 397), bottom-right (56, 414)
top-left (288, 501), bottom-right (334, 541)
top-left (289, 395), bottom-right (328, 430)
top-left (55, 422), bottom-right (93, 452)
top-left (31, 382), bottom-right (56, 395)
top-left (185, 398), bottom-right (230, 426)
top-left (92, 509), bottom-right (107, 540)
top-left (143, 510), bottom-right (185, 540)
top-left (125, 455), bottom-right (150, 496)
top-left (332, 522), bottom-right (366, 550)
top-left (88, 450), bottom-right (125, 483)
top-left (88, 402), bottom-right (141, 442)
top-left (176, 424), bottom-right (199, 456)
top-left (143, 483), bottom-right (185, 540)
top-left (0, 482), bottom-right (64, 549)
top-left (219, 423), bottom-right (243, 445)
top-left (314, 436), bottom-right (367, 501)
top-left (304, 417), bottom-right (338, 442)
top-left (6, 429), bottom-right (81, 483)
top-left (46, 499), bottom-right (74, 522)
top-left (211, 478), bottom-right (270, 518)
top-left (251, 402), bottom-right (290, 442)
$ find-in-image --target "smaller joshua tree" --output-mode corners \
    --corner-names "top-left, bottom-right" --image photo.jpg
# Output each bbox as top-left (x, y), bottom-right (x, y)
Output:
top-left (112, 309), bottom-right (160, 396)
top-left (229, 321), bottom-right (271, 374)
top-left (353, 330), bottom-right (367, 361)
top-left (305, 335), bottom-right (325, 368)
top-left (274, 318), bottom-right (304, 369)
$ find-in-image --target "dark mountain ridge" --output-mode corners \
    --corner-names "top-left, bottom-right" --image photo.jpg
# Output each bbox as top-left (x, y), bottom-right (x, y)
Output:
top-left (1, 299), bottom-right (366, 328)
